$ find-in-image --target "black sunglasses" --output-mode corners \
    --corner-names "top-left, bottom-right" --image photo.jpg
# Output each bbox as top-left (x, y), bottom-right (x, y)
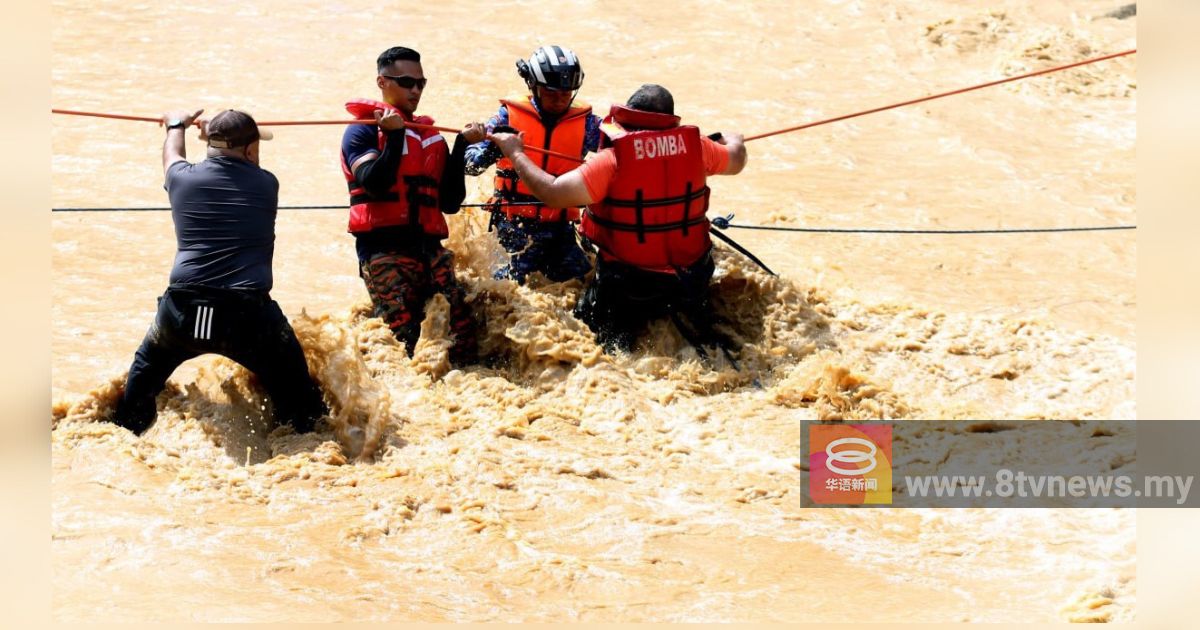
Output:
top-left (381, 74), bottom-right (427, 90)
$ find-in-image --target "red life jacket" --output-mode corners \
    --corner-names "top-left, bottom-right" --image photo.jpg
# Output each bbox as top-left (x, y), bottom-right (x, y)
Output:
top-left (580, 105), bottom-right (711, 273)
top-left (340, 98), bottom-right (449, 237)
top-left (492, 95), bottom-right (590, 222)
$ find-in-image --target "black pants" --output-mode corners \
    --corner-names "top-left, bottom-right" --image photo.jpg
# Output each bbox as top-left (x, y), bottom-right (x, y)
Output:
top-left (113, 285), bottom-right (328, 435)
top-left (574, 250), bottom-right (722, 353)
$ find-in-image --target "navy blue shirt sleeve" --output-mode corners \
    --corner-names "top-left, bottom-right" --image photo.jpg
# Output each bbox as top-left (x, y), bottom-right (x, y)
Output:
top-left (341, 124), bottom-right (381, 173)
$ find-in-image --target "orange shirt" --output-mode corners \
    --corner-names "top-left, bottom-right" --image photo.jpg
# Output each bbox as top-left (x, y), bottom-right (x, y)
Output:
top-left (580, 136), bottom-right (730, 203)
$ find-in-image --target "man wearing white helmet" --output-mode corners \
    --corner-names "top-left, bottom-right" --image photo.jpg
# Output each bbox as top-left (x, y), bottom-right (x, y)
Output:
top-left (465, 45), bottom-right (602, 284)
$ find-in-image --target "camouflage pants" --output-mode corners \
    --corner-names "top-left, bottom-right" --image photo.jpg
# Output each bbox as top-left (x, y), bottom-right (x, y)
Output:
top-left (359, 246), bottom-right (477, 365)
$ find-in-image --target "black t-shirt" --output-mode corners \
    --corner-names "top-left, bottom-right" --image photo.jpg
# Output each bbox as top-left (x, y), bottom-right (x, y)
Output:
top-left (165, 156), bottom-right (278, 291)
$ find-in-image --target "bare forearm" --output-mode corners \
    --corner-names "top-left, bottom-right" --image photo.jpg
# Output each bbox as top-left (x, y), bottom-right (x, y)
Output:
top-left (162, 128), bottom-right (187, 172)
top-left (511, 152), bottom-right (594, 207)
top-left (488, 130), bottom-right (594, 207)
top-left (508, 151), bottom-right (563, 202)
top-left (160, 109), bottom-right (202, 172)
top-left (723, 138), bottom-right (747, 175)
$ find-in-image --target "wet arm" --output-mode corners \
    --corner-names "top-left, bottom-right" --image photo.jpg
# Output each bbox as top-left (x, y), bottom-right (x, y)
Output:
top-left (505, 150), bottom-right (593, 208)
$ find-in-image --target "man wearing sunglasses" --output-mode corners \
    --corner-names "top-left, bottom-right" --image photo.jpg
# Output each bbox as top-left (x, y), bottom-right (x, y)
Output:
top-left (339, 46), bottom-right (486, 366)
top-left (488, 84), bottom-right (748, 358)
top-left (464, 45), bottom-right (601, 285)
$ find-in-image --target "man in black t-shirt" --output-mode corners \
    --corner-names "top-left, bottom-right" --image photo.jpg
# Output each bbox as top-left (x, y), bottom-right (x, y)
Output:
top-left (110, 108), bottom-right (328, 436)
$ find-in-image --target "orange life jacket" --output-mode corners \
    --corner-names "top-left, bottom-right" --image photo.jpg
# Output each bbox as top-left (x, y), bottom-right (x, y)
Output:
top-left (340, 98), bottom-right (449, 237)
top-left (492, 95), bottom-right (590, 222)
top-left (579, 105), bottom-right (711, 273)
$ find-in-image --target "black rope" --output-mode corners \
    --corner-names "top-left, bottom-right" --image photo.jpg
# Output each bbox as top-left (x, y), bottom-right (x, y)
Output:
top-left (709, 215), bottom-right (1134, 235)
top-left (710, 229), bottom-right (777, 276)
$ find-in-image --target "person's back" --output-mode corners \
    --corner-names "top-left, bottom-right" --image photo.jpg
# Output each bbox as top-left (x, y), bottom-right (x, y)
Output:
top-left (166, 155), bottom-right (277, 290)
top-left (484, 83), bottom-right (747, 354)
top-left (579, 110), bottom-right (712, 273)
top-left (108, 108), bottom-right (327, 436)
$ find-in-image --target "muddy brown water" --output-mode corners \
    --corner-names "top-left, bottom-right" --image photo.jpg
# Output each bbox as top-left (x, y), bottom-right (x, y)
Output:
top-left (51, 0), bottom-right (1135, 621)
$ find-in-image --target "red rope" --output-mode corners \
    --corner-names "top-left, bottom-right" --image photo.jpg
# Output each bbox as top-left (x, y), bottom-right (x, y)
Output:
top-left (52, 49), bottom-right (1135, 163)
top-left (51, 108), bottom-right (162, 123)
top-left (744, 48), bottom-right (1136, 142)
top-left (50, 108), bottom-right (584, 163)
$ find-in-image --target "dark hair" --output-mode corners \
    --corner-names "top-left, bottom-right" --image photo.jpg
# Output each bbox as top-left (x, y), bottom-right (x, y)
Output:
top-left (626, 84), bottom-right (674, 115)
top-left (377, 47), bottom-right (421, 73)
top-left (206, 110), bottom-right (267, 149)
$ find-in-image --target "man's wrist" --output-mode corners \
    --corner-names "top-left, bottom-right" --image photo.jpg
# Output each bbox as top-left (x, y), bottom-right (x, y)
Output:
top-left (510, 151), bottom-right (531, 175)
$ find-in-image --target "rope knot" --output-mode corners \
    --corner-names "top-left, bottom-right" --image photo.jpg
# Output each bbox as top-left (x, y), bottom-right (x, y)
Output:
top-left (711, 214), bottom-right (734, 230)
